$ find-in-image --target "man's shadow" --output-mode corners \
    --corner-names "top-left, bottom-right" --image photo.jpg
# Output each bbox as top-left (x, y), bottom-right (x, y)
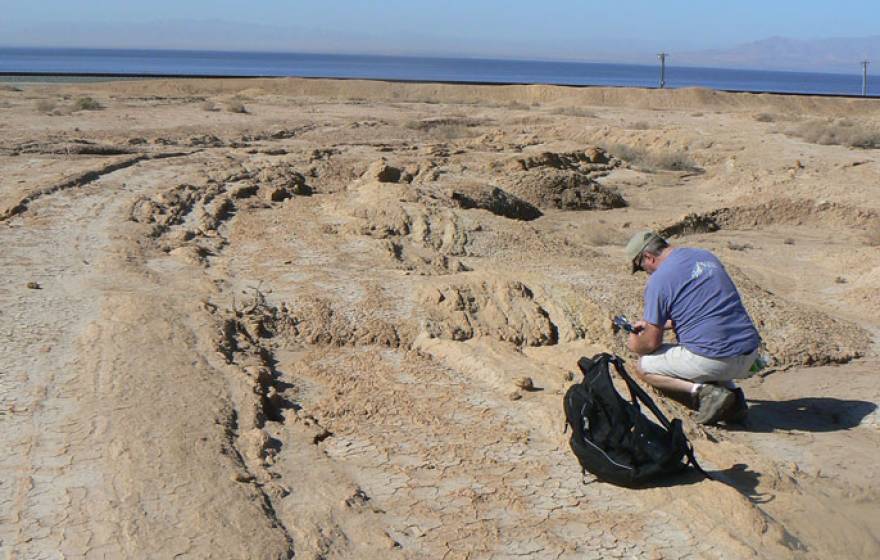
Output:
top-left (732, 397), bottom-right (876, 433)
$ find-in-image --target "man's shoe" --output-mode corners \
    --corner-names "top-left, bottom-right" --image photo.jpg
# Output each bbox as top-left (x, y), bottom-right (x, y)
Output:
top-left (695, 384), bottom-right (736, 425)
top-left (720, 388), bottom-right (748, 424)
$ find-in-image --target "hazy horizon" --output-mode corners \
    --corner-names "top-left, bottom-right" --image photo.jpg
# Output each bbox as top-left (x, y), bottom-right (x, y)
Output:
top-left (3, 1), bottom-right (880, 73)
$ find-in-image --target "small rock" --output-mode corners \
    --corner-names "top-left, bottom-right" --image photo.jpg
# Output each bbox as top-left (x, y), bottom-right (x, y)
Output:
top-left (509, 391), bottom-right (523, 401)
top-left (261, 185), bottom-right (292, 202)
top-left (364, 159), bottom-right (402, 183)
top-left (26, 281), bottom-right (40, 289)
top-left (584, 146), bottom-right (609, 164)
top-left (514, 376), bottom-right (534, 390)
top-left (231, 472), bottom-right (255, 483)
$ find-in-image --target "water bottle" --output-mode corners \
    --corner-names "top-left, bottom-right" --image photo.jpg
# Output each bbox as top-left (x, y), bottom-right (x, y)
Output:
top-left (749, 354), bottom-right (769, 374)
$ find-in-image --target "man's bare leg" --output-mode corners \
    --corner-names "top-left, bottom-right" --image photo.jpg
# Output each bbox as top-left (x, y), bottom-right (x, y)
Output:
top-left (631, 361), bottom-right (698, 408)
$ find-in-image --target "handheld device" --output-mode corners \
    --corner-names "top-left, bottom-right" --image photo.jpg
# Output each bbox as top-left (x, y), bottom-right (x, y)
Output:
top-left (611, 315), bottom-right (636, 334)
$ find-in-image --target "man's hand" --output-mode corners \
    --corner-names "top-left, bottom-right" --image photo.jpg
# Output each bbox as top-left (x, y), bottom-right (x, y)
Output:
top-left (626, 321), bottom-right (664, 355)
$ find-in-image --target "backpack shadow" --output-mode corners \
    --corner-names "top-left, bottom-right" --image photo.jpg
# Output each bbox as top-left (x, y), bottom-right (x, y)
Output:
top-left (622, 463), bottom-right (770, 504)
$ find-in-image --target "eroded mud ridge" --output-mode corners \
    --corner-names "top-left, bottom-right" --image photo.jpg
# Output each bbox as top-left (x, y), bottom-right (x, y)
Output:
top-left (1, 79), bottom-right (879, 559)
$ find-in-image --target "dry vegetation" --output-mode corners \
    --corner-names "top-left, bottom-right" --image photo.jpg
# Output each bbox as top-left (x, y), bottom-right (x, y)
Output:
top-left (225, 99), bottom-right (248, 113)
top-left (550, 106), bottom-right (597, 118)
top-left (786, 118), bottom-right (880, 148)
top-left (35, 99), bottom-right (56, 114)
top-left (72, 96), bottom-right (102, 111)
top-left (604, 143), bottom-right (699, 172)
top-left (404, 116), bottom-right (489, 139)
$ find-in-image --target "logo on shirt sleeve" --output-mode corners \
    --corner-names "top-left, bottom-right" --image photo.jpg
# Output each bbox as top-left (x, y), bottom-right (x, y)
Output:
top-left (691, 261), bottom-right (719, 279)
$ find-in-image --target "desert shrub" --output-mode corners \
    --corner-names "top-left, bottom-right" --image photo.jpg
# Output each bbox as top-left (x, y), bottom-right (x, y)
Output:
top-left (225, 99), bottom-right (248, 113)
top-left (649, 151), bottom-right (699, 172)
top-left (786, 119), bottom-right (880, 149)
top-left (628, 121), bottom-right (650, 130)
top-left (507, 101), bottom-right (530, 110)
top-left (754, 113), bottom-right (776, 122)
top-left (604, 143), bottom-right (699, 172)
top-left (0, 85), bottom-right (21, 92)
top-left (73, 96), bottom-right (101, 111)
top-left (427, 124), bottom-right (472, 140)
top-left (605, 143), bottom-right (647, 163)
top-left (201, 100), bottom-right (218, 112)
top-left (551, 106), bottom-right (596, 118)
top-left (35, 99), bottom-right (56, 113)
top-left (727, 241), bottom-right (753, 251)
top-left (404, 117), bottom-right (489, 131)
top-left (510, 115), bottom-right (549, 126)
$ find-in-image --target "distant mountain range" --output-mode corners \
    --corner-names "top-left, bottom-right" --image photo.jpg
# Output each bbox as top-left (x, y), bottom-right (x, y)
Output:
top-left (677, 36), bottom-right (880, 73)
top-left (1, 19), bottom-right (878, 74)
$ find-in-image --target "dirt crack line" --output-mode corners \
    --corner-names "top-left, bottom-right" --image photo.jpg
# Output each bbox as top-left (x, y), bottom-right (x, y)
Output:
top-left (0, 150), bottom-right (199, 222)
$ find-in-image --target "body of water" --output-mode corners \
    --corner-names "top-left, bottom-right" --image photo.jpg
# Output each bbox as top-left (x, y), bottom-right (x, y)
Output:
top-left (1, 47), bottom-right (877, 97)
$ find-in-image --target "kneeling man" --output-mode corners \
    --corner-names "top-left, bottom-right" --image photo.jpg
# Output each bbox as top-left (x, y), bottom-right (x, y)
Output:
top-left (625, 230), bottom-right (761, 425)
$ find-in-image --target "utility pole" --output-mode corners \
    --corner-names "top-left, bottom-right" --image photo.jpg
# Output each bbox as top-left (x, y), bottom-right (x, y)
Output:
top-left (862, 60), bottom-right (870, 96)
top-left (657, 53), bottom-right (668, 89)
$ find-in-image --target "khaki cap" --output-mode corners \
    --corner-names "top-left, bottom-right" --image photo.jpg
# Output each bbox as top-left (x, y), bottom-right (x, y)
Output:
top-left (625, 230), bottom-right (663, 273)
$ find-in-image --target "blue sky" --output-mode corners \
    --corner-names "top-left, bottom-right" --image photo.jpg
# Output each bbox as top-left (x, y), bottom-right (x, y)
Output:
top-left (3, 1), bottom-right (880, 57)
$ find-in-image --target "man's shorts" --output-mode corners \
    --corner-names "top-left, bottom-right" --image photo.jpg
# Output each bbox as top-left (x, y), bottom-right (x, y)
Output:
top-left (639, 344), bottom-right (759, 383)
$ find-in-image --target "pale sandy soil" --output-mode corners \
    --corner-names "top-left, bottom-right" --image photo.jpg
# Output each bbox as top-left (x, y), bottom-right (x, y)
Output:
top-left (0, 78), bottom-right (878, 559)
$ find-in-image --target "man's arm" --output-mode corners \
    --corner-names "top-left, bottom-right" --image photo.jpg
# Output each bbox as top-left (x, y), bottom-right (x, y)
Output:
top-left (626, 321), bottom-right (664, 355)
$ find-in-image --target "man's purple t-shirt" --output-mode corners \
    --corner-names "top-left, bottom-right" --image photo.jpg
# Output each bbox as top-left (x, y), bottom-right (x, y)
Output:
top-left (643, 247), bottom-right (760, 358)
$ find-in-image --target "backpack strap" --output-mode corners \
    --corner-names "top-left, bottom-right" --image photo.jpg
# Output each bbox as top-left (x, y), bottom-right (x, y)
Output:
top-left (608, 356), bottom-right (673, 429)
top-left (608, 356), bottom-right (713, 481)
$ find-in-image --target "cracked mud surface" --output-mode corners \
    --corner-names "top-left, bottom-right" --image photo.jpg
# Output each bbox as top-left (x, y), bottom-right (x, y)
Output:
top-left (1, 78), bottom-right (878, 558)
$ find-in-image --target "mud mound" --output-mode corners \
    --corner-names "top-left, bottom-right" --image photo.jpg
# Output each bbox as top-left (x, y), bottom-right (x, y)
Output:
top-left (306, 150), bottom-right (361, 194)
top-left (131, 179), bottom-right (240, 248)
top-left (504, 168), bottom-right (627, 211)
top-left (131, 162), bottom-right (313, 245)
top-left (493, 149), bottom-right (625, 211)
top-left (383, 240), bottom-right (471, 275)
top-left (255, 162), bottom-right (313, 198)
top-left (362, 159), bottom-right (404, 183)
top-left (280, 298), bottom-right (410, 348)
top-left (506, 148), bottom-right (616, 172)
top-left (732, 270), bottom-right (871, 367)
top-left (130, 183), bottom-right (205, 232)
top-left (343, 181), bottom-right (472, 256)
top-left (444, 182), bottom-right (542, 221)
top-left (421, 278), bottom-right (558, 346)
top-left (661, 198), bottom-right (879, 237)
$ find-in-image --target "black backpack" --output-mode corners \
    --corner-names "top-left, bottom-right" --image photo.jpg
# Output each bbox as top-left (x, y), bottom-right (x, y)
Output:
top-left (563, 353), bottom-right (709, 487)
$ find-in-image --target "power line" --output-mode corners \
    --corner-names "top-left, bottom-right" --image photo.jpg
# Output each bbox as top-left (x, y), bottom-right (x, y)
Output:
top-left (657, 52), bottom-right (668, 89)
